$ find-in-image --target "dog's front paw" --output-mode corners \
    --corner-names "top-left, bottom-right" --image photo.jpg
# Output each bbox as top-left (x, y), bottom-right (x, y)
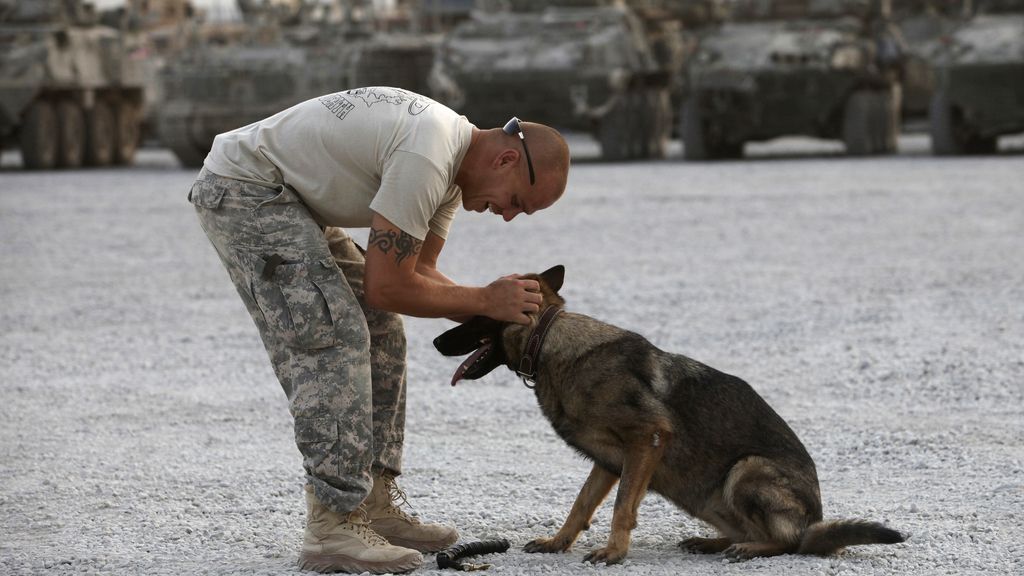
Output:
top-left (582, 545), bottom-right (627, 565)
top-left (524, 535), bottom-right (572, 554)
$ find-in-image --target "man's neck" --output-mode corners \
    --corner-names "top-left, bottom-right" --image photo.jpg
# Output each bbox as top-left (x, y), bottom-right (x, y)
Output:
top-left (454, 128), bottom-right (485, 191)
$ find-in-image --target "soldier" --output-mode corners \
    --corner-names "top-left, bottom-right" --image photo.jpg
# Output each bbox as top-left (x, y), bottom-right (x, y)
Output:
top-left (187, 86), bottom-right (570, 574)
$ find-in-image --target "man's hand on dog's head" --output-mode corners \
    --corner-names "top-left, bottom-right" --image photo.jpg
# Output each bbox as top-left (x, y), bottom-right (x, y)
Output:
top-left (485, 275), bottom-right (542, 325)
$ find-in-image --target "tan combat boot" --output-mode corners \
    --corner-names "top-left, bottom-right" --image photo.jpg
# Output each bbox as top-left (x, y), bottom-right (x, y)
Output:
top-left (298, 485), bottom-right (423, 574)
top-left (364, 473), bottom-right (459, 553)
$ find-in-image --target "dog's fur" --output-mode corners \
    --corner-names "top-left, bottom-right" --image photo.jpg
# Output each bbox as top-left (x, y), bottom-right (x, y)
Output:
top-left (434, 266), bottom-right (905, 564)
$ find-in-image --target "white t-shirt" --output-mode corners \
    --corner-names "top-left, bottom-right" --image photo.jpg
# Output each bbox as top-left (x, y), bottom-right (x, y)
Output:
top-left (204, 87), bottom-right (474, 240)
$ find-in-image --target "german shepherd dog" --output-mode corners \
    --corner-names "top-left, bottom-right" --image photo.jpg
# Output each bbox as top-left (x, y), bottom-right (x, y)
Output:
top-left (433, 266), bottom-right (905, 565)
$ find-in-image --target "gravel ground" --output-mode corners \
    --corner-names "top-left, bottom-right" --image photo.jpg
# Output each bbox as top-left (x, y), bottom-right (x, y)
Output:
top-left (1, 135), bottom-right (1023, 575)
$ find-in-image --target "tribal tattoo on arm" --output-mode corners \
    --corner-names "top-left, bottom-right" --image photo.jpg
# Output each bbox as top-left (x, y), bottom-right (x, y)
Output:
top-left (368, 227), bottom-right (423, 265)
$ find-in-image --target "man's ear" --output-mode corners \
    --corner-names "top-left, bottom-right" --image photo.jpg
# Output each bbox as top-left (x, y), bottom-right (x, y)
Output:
top-left (539, 265), bottom-right (565, 293)
top-left (494, 148), bottom-right (518, 169)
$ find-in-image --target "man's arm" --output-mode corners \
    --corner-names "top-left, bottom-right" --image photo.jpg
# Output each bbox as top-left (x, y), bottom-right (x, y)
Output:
top-left (363, 213), bottom-right (541, 324)
top-left (415, 230), bottom-right (455, 286)
top-left (415, 231), bottom-right (476, 323)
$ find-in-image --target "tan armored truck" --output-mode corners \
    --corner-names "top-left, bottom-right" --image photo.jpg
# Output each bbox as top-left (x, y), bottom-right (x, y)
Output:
top-left (0, 0), bottom-right (145, 169)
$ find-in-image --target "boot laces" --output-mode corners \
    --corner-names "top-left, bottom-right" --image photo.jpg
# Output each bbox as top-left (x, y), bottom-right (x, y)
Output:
top-left (346, 504), bottom-right (389, 546)
top-left (382, 475), bottom-right (420, 524)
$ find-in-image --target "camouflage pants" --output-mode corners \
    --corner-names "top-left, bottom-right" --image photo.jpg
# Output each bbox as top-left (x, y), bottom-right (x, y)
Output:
top-left (188, 167), bottom-right (407, 515)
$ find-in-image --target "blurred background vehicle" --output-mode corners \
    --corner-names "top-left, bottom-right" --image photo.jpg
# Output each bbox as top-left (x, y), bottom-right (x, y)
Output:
top-left (681, 0), bottom-right (907, 160)
top-left (892, 0), bottom-right (968, 125)
top-left (2, 0), bottom-right (1020, 168)
top-left (100, 0), bottom-right (202, 144)
top-left (156, 0), bottom-right (449, 167)
top-left (928, 0), bottom-right (1024, 154)
top-left (0, 0), bottom-right (146, 169)
top-left (430, 0), bottom-right (687, 161)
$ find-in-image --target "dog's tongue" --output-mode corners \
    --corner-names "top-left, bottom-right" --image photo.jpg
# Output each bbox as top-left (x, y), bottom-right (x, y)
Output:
top-left (450, 342), bottom-right (491, 386)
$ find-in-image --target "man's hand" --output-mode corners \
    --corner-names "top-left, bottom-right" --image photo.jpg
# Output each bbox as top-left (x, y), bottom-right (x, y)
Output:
top-left (484, 275), bottom-right (542, 325)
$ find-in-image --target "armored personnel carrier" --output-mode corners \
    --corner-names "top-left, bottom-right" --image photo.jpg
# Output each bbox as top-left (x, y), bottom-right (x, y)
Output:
top-left (157, 1), bottom-right (438, 167)
top-left (430, 0), bottom-right (675, 161)
top-left (681, 0), bottom-right (906, 159)
top-left (0, 0), bottom-right (146, 169)
top-left (157, 1), bottom-right (360, 167)
top-left (929, 0), bottom-right (1024, 154)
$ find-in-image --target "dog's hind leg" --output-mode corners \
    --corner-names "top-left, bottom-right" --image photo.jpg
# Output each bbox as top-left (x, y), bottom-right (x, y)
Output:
top-left (679, 537), bottom-right (732, 554)
top-left (524, 464), bottom-right (618, 554)
top-left (582, 425), bottom-right (672, 565)
top-left (682, 492), bottom-right (748, 554)
top-left (723, 540), bottom-right (795, 560)
top-left (720, 456), bottom-right (816, 560)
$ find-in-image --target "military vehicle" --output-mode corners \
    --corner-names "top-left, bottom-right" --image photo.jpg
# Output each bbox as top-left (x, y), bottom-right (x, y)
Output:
top-left (157, 1), bottom-right (359, 167)
top-left (108, 0), bottom-right (201, 144)
top-left (0, 0), bottom-right (146, 169)
top-left (157, 0), bottom-right (438, 167)
top-left (892, 0), bottom-right (968, 121)
top-left (929, 0), bottom-right (1024, 154)
top-left (635, 0), bottom-right (730, 135)
top-left (681, 0), bottom-right (906, 160)
top-left (430, 0), bottom-right (676, 161)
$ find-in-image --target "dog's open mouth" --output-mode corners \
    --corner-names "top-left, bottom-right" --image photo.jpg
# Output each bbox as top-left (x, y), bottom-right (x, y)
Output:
top-left (434, 316), bottom-right (507, 386)
top-left (450, 339), bottom-right (495, 386)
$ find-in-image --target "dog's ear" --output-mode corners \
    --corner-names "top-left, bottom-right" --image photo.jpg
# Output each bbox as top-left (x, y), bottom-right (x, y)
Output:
top-left (433, 316), bottom-right (502, 356)
top-left (539, 265), bottom-right (565, 293)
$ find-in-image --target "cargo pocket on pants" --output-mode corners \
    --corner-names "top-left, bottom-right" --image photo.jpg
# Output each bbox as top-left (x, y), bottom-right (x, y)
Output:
top-left (251, 258), bottom-right (348, 350)
top-left (187, 180), bottom-right (227, 209)
top-left (294, 416), bottom-right (339, 475)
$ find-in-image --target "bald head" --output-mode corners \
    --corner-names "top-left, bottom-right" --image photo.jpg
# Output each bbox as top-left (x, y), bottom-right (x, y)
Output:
top-left (519, 121), bottom-right (570, 204)
top-left (455, 120), bottom-right (571, 218)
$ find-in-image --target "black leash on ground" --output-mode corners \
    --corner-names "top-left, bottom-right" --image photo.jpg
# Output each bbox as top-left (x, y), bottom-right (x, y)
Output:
top-left (436, 539), bottom-right (511, 571)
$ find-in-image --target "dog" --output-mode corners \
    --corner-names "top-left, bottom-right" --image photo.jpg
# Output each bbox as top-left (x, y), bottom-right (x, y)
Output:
top-left (433, 265), bottom-right (905, 565)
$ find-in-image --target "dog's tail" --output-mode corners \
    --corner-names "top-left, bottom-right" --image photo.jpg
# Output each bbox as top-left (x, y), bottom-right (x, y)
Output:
top-left (797, 519), bottom-right (906, 556)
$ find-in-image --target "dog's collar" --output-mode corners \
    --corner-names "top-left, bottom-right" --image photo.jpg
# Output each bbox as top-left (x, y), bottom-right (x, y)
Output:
top-left (516, 305), bottom-right (563, 388)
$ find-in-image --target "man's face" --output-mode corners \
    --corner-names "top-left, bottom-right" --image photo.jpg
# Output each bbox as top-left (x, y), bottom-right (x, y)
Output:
top-left (463, 147), bottom-right (559, 220)
top-left (475, 179), bottom-right (558, 222)
top-left (485, 184), bottom-right (529, 222)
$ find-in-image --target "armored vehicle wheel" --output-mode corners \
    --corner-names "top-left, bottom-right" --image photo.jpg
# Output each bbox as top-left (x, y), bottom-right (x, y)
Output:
top-left (715, 141), bottom-right (744, 159)
top-left (166, 136), bottom-right (207, 168)
top-left (628, 91), bottom-right (648, 159)
top-left (929, 91), bottom-right (995, 155)
top-left (167, 140), bottom-right (207, 168)
top-left (599, 93), bottom-right (635, 162)
top-left (843, 88), bottom-right (899, 156)
top-left (642, 89), bottom-right (671, 159)
top-left (114, 102), bottom-right (140, 165)
top-left (843, 90), bottom-right (875, 156)
top-left (86, 101), bottom-right (116, 166)
top-left (160, 116), bottom-right (208, 168)
top-left (56, 100), bottom-right (86, 168)
top-left (681, 97), bottom-right (711, 160)
top-left (680, 97), bottom-right (740, 160)
top-left (929, 90), bottom-right (962, 155)
top-left (20, 100), bottom-right (59, 170)
top-left (968, 136), bottom-right (998, 154)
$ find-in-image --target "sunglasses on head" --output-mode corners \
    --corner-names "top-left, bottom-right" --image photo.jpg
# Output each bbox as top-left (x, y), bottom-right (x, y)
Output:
top-left (502, 116), bottom-right (536, 186)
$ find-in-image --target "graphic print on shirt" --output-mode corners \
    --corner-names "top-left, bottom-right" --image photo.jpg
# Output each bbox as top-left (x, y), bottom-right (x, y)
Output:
top-left (348, 87), bottom-right (432, 116)
top-left (318, 92), bottom-right (356, 120)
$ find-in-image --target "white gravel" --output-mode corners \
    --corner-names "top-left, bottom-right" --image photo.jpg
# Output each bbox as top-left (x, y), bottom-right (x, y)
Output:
top-left (1, 135), bottom-right (1023, 576)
